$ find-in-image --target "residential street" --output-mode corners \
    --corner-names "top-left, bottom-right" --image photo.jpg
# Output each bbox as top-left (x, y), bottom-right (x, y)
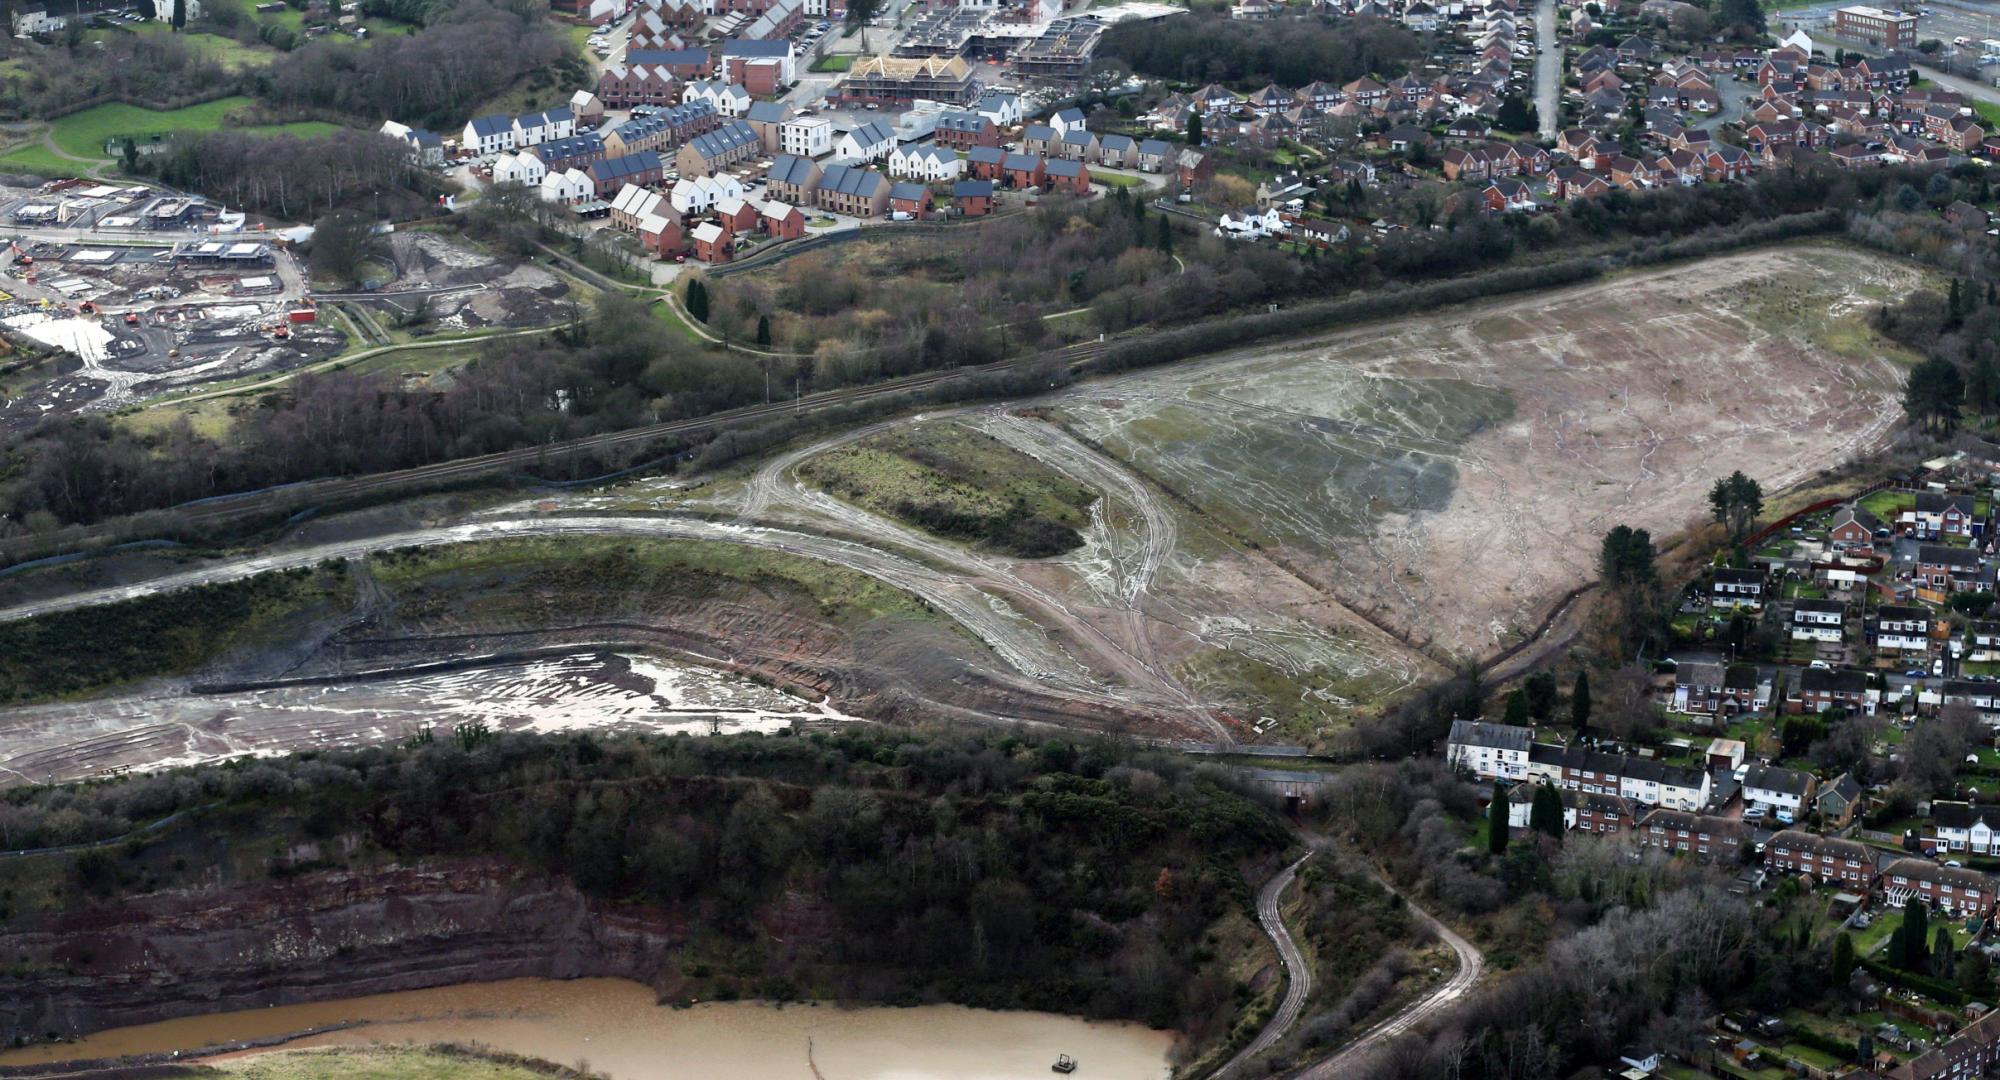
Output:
top-left (1534, 0), bottom-right (1558, 140)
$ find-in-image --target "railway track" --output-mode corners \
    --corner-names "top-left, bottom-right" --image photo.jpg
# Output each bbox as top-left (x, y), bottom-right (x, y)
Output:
top-left (0, 340), bottom-right (1115, 566)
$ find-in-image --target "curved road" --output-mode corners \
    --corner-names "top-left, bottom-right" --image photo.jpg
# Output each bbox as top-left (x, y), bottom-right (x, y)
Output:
top-left (1217, 854), bottom-right (1313, 1078)
top-left (1292, 874), bottom-right (1484, 1080)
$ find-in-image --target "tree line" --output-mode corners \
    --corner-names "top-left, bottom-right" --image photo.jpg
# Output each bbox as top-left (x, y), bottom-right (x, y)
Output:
top-left (1099, 11), bottom-right (1425, 87)
top-left (1, 727), bottom-right (1293, 1039)
top-left (253, 0), bottom-right (583, 128)
top-left (141, 128), bottom-right (419, 219)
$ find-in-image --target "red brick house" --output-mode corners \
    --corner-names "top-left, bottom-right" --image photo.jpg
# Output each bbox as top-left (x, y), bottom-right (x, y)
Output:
top-left (761, 201), bottom-right (804, 240)
top-left (951, 178), bottom-right (993, 217)
top-left (1898, 1008), bottom-right (2000, 1080)
top-left (713, 196), bottom-right (760, 236)
top-left (1637, 808), bottom-right (1749, 861)
top-left (1042, 157), bottom-right (1090, 196)
top-left (1764, 830), bottom-right (1876, 890)
top-left (1827, 504), bottom-right (1884, 547)
top-left (1480, 179), bottom-right (1534, 212)
top-left (1175, 148), bottom-right (1213, 189)
top-left (888, 181), bottom-right (931, 220)
top-left (691, 221), bottom-right (731, 263)
top-left (1001, 152), bottom-right (1046, 190)
top-left (638, 212), bottom-right (684, 257)
top-left (934, 111), bottom-right (999, 151)
top-left (1882, 858), bottom-right (1995, 918)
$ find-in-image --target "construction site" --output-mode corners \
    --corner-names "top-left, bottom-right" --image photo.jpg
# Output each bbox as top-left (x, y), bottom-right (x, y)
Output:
top-left (0, 235), bottom-right (334, 429)
top-left (0, 180), bottom-right (572, 429)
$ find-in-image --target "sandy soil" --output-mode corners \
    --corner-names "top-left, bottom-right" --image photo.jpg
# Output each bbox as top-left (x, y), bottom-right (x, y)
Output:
top-left (1056, 245), bottom-right (1917, 659)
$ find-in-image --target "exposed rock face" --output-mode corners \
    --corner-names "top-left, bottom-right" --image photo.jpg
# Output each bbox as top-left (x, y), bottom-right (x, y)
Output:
top-left (0, 858), bottom-right (674, 1043)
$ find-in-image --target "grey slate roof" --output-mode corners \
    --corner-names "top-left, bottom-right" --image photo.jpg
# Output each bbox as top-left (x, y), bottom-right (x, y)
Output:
top-left (767, 153), bottom-right (819, 186)
top-left (1745, 764), bottom-right (1812, 797)
top-left (1448, 719), bottom-right (1531, 752)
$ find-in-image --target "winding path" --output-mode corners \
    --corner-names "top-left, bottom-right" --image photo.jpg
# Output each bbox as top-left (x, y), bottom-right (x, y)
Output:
top-left (1217, 855), bottom-right (1313, 1078)
top-left (1291, 869), bottom-right (1484, 1079)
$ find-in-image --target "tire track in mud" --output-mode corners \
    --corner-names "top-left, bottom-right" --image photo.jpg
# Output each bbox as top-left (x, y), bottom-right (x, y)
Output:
top-left (1040, 415), bottom-right (1460, 673)
top-left (734, 410), bottom-right (1228, 739)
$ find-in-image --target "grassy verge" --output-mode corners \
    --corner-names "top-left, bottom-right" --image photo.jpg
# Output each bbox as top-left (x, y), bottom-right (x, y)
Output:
top-left (651, 297), bottom-right (710, 344)
top-left (796, 420), bottom-right (1099, 557)
top-left (1094, 171), bottom-right (1146, 189)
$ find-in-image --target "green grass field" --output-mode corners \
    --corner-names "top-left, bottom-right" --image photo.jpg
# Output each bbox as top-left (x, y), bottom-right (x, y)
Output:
top-left (0, 97), bottom-right (345, 176)
top-left (809, 52), bottom-right (854, 72)
top-left (51, 95), bottom-right (257, 156)
top-left (1093, 171), bottom-right (1145, 189)
top-left (0, 142), bottom-right (76, 175)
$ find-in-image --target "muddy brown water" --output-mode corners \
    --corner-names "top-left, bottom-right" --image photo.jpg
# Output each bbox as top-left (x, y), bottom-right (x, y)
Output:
top-left (0, 977), bottom-right (1174, 1078)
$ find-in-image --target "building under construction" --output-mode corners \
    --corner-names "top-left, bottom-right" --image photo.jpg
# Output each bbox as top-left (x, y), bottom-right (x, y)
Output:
top-left (172, 239), bottom-right (274, 267)
top-left (1012, 18), bottom-right (1103, 82)
top-left (832, 55), bottom-right (983, 106)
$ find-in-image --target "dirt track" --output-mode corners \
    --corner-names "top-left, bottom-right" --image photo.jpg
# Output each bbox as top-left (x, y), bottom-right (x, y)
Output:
top-left (1056, 245), bottom-right (1918, 659)
top-left (0, 244), bottom-right (1927, 777)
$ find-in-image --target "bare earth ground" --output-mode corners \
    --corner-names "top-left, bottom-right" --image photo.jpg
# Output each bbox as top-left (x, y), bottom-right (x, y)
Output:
top-left (1054, 244), bottom-right (1918, 660)
top-left (0, 651), bottom-right (862, 786)
top-left (0, 244), bottom-right (1924, 775)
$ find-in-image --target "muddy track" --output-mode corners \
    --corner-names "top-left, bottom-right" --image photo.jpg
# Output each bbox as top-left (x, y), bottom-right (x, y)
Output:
top-left (1289, 839), bottom-right (1484, 1080)
top-left (736, 409), bottom-right (1228, 739)
top-left (0, 515), bottom-right (1194, 715)
top-left (1216, 854), bottom-right (1312, 1078)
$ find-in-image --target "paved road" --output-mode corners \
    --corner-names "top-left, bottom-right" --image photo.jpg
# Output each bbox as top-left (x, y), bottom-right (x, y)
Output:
top-left (1910, 61), bottom-right (2000, 108)
top-left (1218, 855), bottom-right (1314, 1077)
top-left (1534, 0), bottom-right (1559, 140)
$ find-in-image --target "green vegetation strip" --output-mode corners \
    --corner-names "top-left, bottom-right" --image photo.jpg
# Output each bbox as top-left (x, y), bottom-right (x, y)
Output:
top-left (0, 565), bottom-right (350, 704)
top-left (367, 536), bottom-right (944, 626)
top-left (797, 421), bottom-right (1099, 557)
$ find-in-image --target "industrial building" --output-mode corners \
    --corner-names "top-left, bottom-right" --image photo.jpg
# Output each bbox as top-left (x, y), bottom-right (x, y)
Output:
top-left (1832, 5), bottom-right (1916, 48)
